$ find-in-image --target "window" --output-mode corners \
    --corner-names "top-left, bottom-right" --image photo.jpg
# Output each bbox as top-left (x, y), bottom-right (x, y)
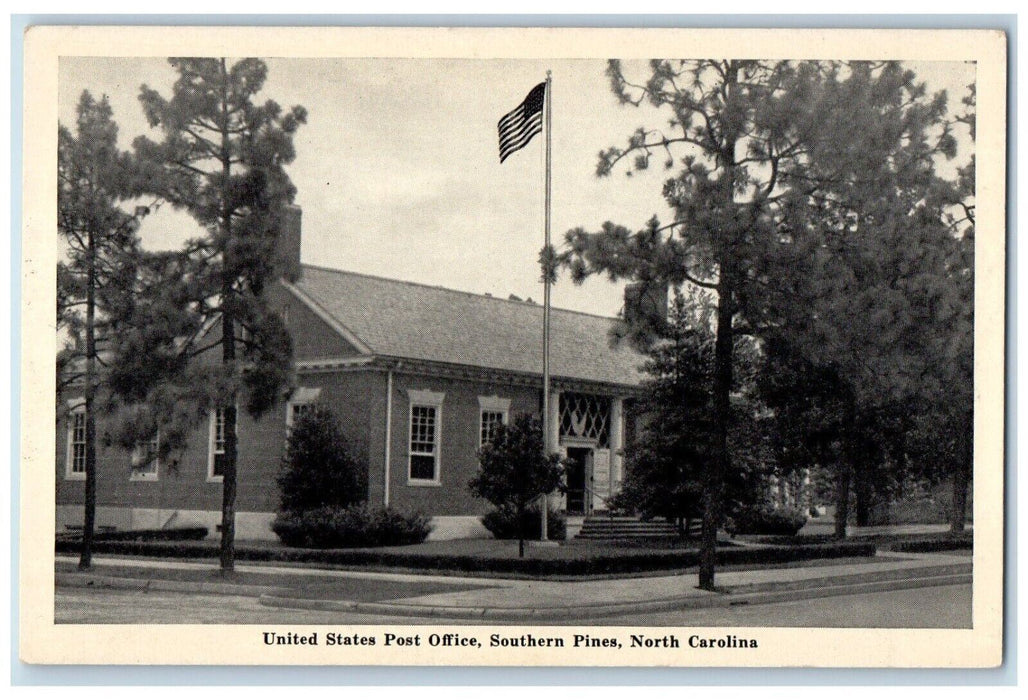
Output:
top-left (66, 405), bottom-right (86, 480)
top-left (289, 403), bottom-right (313, 427)
top-left (285, 387), bottom-right (322, 432)
top-left (559, 392), bottom-right (612, 448)
top-left (407, 389), bottom-right (444, 484)
top-left (130, 433), bottom-right (159, 481)
top-left (478, 395), bottom-right (511, 448)
top-left (208, 407), bottom-right (234, 481)
top-left (480, 411), bottom-right (505, 447)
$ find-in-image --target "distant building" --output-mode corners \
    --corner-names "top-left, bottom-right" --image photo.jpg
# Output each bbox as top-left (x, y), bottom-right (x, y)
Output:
top-left (56, 209), bottom-right (648, 540)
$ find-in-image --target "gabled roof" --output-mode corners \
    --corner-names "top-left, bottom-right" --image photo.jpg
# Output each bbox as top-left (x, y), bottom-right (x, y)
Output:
top-left (291, 265), bottom-right (647, 388)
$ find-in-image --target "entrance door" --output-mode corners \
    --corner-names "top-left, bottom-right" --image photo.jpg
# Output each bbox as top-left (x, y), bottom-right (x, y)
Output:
top-left (565, 447), bottom-right (592, 515)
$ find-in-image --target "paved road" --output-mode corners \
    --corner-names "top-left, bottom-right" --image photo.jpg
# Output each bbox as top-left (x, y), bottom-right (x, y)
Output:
top-left (55, 583), bottom-right (971, 628)
top-left (602, 583), bottom-right (971, 628)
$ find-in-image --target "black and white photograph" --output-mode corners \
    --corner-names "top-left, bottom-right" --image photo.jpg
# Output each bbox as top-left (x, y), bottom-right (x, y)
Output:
top-left (19, 25), bottom-right (1006, 667)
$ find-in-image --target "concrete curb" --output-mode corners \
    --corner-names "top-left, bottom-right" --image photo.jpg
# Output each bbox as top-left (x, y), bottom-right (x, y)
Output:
top-left (725, 562), bottom-right (972, 595)
top-left (56, 572), bottom-right (294, 598)
top-left (257, 569), bottom-right (972, 621)
top-left (258, 589), bottom-right (731, 621)
top-left (724, 573), bottom-right (972, 608)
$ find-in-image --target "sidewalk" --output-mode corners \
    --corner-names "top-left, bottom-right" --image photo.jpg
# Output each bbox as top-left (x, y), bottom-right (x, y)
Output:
top-left (56, 544), bottom-right (972, 621)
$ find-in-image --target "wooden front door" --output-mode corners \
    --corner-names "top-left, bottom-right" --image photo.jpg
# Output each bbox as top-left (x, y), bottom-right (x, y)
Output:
top-left (565, 447), bottom-right (592, 515)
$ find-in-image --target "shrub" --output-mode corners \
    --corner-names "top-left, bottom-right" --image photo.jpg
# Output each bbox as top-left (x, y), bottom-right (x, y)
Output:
top-left (729, 505), bottom-right (807, 536)
top-left (890, 536), bottom-right (973, 553)
top-left (481, 505), bottom-right (566, 541)
top-left (272, 503), bottom-right (432, 549)
top-left (278, 405), bottom-right (367, 512)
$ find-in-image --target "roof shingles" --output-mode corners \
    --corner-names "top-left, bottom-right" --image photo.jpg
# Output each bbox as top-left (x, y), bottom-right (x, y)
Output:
top-left (294, 265), bottom-right (646, 388)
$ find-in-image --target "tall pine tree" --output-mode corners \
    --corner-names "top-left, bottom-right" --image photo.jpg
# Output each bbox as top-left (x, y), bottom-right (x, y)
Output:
top-left (58, 91), bottom-right (150, 569)
top-left (612, 288), bottom-right (767, 534)
top-left (754, 65), bottom-right (968, 536)
top-left (563, 60), bottom-right (961, 587)
top-left (116, 58), bottom-right (307, 571)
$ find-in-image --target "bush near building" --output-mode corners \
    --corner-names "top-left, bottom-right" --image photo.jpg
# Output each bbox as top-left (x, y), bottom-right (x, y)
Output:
top-left (481, 505), bottom-right (566, 541)
top-left (277, 405), bottom-right (366, 511)
top-left (728, 504), bottom-right (808, 537)
top-left (271, 504), bottom-right (432, 548)
top-left (275, 405), bottom-right (430, 548)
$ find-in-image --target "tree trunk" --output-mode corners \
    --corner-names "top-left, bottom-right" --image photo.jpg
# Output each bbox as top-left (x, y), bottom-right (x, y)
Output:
top-left (698, 64), bottom-right (740, 591)
top-left (950, 433), bottom-right (972, 534)
top-left (219, 307), bottom-right (238, 572)
top-left (518, 503), bottom-right (525, 558)
top-left (79, 230), bottom-right (97, 571)
top-left (217, 59), bottom-right (238, 574)
top-left (854, 476), bottom-right (872, 527)
top-left (219, 404), bottom-right (238, 572)
top-left (699, 266), bottom-right (734, 591)
top-left (834, 462), bottom-right (851, 540)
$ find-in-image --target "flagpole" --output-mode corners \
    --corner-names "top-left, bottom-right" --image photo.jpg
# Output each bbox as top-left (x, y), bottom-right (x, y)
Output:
top-left (540, 70), bottom-right (552, 542)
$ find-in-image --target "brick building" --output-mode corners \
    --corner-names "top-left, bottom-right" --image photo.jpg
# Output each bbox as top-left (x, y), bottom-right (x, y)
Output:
top-left (56, 209), bottom-right (648, 540)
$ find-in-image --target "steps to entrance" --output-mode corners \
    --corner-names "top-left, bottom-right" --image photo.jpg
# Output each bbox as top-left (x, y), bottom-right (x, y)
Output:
top-left (574, 515), bottom-right (687, 541)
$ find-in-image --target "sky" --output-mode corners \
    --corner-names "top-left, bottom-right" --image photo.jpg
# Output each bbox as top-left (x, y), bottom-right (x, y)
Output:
top-left (58, 58), bottom-right (975, 318)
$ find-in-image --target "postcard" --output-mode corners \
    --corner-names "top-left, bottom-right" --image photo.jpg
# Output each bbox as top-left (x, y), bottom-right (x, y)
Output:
top-left (20, 24), bottom-right (1006, 667)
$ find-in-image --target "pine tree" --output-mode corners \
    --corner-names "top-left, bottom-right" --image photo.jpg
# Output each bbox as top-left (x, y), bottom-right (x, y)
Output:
top-left (612, 288), bottom-right (767, 533)
top-left (58, 91), bottom-right (150, 569)
top-left (905, 82), bottom-right (975, 534)
top-left (115, 58), bottom-right (307, 571)
top-left (754, 66), bottom-right (970, 536)
top-left (563, 60), bottom-right (962, 587)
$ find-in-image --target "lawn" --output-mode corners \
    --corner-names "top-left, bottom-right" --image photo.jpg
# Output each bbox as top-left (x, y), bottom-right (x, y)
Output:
top-left (57, 533), bottom-right (878, 581)
top-left (56, 560), bottom-right (493, 601)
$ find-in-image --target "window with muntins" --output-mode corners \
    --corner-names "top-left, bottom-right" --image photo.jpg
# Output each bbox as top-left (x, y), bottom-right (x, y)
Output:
top-left (409, 405), bottom-right (438, 482)
top-left (290, 403), bottom-right (312, 426)
top-left (67, 410), bottom-right (86, 478)
top-left (477, 395), bottom-right (511, 449)
top-left (285, 386), bottom-right (322, 432)
top-left (209, 408), bottom-right (233, 480)
top-left (480, 410), bottom-right (506, 447)
top-left (131, 433), bottom-right (159, 480)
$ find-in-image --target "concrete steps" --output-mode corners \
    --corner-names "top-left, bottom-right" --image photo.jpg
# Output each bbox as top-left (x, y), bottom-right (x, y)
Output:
top-left (574, 515), bottom-right (691, 541)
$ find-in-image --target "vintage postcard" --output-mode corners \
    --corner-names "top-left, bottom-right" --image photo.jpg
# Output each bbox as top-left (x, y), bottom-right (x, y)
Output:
top-left (20, 25), bottom-right (1006, 667)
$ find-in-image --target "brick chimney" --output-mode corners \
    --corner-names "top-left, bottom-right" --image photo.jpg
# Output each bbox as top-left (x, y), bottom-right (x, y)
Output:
top-left (275, 204), bottom-right (303, 283)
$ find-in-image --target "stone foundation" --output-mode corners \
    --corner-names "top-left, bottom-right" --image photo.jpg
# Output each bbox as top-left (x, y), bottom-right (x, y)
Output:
top-left (56, 506), bottom-right (493, 541)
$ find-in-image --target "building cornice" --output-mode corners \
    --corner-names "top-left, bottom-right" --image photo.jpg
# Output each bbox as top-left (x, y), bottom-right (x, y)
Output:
top-left (294, 356), bottom-right (378, 373)
top-left (295, 354), bottom-right (643, 398)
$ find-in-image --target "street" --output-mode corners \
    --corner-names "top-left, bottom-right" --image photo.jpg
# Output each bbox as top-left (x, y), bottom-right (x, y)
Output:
top-left (55, 583), bottom-right (971, 628)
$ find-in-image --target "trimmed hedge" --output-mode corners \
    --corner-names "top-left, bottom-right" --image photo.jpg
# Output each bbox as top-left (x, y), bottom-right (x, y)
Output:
top-left (56, 526), bottom-right (208, 543)
top-left (481, 506), bottom-right (566, 541)
top-left (54, 539), bottom-right (876, 576)
top-left (272, 504), bottom-right (432, 548)
top-left (890, 536), bottom-right (973, 553)
top-left (736, 534), bottom-right (834, 546)
top-left (741, 531), bottom-right (974, 547)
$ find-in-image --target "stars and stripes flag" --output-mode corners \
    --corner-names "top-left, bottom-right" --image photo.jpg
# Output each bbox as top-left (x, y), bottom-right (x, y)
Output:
top-left (497, 82), bottom-right (546, 163)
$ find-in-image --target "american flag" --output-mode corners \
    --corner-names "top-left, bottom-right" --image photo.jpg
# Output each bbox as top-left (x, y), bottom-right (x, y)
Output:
top-left (498, 82), bottom-right (546, 163)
